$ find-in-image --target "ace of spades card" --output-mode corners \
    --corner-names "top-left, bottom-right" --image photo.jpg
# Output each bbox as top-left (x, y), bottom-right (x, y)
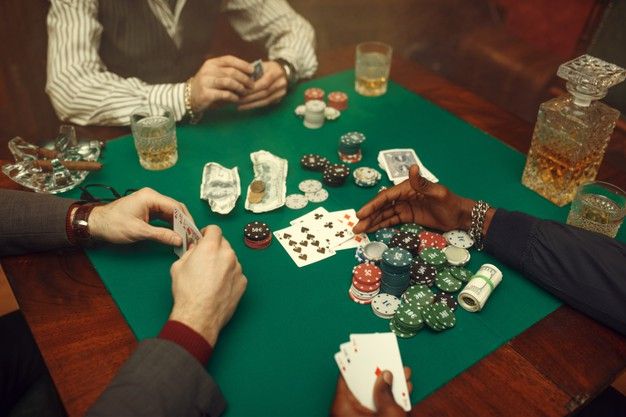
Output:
top-left (273, 223), bottom-right (336, 267)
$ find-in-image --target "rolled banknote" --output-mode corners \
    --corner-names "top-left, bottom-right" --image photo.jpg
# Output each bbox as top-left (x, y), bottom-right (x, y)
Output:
top-left (200, 162), bottom-right (241, 214)
top-left (458, 264), bottom-right (503, 312)
top-left (245, 150), bottom-right (287, 213)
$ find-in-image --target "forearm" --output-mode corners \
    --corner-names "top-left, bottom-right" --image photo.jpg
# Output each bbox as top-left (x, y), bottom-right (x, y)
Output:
top-left (87, 339), bottom-right (226, 417)
top-left (484, 209), bottom-right (626, 335)
top-left (0, 190), bottom-right (76, 257)
top-left (224, 0), bottom-right (318, 79)
top-left (46, 0), bottom-right (186, 126)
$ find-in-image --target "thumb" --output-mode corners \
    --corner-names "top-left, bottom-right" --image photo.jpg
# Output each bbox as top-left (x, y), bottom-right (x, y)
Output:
top-left (144, 224), bottom-right (183, 246)
top-left (373, 371), bottom-right (398, 412)
top-left (408, 164), bottom-right (432, 194)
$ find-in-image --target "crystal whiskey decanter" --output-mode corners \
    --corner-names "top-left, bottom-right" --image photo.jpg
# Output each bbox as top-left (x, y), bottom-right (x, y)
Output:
top-left (521, 55), bottom-right (626, 206)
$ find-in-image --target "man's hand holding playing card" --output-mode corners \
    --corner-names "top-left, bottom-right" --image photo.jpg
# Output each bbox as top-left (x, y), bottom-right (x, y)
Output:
top-left (238, 61), bottom-right (288, 110)
top-left (330, 368), bottom-right (413, 417)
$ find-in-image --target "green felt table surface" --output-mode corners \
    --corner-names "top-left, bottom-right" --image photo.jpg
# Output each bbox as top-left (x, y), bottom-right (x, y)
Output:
top-left (62, 70), bottom-right (625, 416)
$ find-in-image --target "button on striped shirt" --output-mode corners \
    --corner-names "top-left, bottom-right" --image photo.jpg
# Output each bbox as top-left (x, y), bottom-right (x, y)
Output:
top-left (46, 0), bottom-right (318, 126)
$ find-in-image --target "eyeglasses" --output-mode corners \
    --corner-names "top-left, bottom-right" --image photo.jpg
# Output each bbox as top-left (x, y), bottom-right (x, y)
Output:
top-left (79, 184), bottom-right (137, 202)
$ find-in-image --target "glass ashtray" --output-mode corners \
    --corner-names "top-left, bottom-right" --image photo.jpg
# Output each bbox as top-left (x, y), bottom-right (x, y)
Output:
top-left (2, 136), bottom-right (102, 194)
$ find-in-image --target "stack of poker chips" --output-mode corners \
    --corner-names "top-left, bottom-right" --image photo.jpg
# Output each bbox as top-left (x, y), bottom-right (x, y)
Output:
top-left (379, 247), bottom-right (412, 297)
top-left (387, 230), bottom-right (420, 256)
top-left (389, 301), bottom-right (424, 338)
top-left (243, 221), bottom-right (272, 249)
top-left (348, 263), bottom-right (382, 304)
top-left (353, 167), bottom-right (382, 188)
top-left (370, 293), bottom-right (401, 319)
top-left (303, 100), bottom-right (326, 129)
top-left (338, 131), bottom-right (365, 163)
top-left (409, 259), bottom-right (438, 287)
top-left (322, 163), bottom-right (350, 186)
top-left (300, 153), bottom-right (329, 172)
top-left (327, 91), bottom-right (348, 110)
top-left (304, 87), bottom-right (325, 102)
top-left (421, 302), bottom-right (456, 332)
top-left (355, 241), bottom-right (388, 264)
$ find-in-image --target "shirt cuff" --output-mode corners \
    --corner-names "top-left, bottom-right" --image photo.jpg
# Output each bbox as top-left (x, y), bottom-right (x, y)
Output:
top-left (158, 320), bottom-right (213, 365)
top-left (484, 208), bottom-right (539, 272)
top-left (147, 83), bottom-right (187, 121)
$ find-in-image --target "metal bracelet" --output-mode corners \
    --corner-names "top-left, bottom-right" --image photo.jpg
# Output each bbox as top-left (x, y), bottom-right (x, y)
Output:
top-left (469, 200), bottom-right (490, 251)
top-left (184, 78), bottom-right (202, 124)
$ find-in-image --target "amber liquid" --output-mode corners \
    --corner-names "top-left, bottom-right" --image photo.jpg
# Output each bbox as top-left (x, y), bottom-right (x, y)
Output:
top-left (133, 116), bottom-right (178, 170)
top-left (355, 51), bottom-right (390, 96)
top-left (566, 193), bottom-right (623, 237)
top-left (138, 142), bottom-right (178, 171)
top-left (521, 96), bottom-right (618, 207)
top-left (355, 76), bottom-right (388, 96)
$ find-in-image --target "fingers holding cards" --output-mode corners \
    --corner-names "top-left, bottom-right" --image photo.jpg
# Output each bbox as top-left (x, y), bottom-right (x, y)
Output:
top-left (173, 207), bottom-right (202, 258)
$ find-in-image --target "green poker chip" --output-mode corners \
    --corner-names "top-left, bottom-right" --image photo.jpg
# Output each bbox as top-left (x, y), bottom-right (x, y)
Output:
top-left (389, 317), bottom-right (418, 338)
top-left (382, 247), bottom-right (412, 269)
top-left (435, 269), bottom-right (463, 293)
top-left (422, 302), bottom-right (456, 331)
top-left (419, 247), bottom-right (447, 266)
top-left (400, 223), bottom-right (424, 235)
top-left (450, 266), bottom-right (472, 282)
top-left (375, 228), bottom-right (397, 244)
top-left (402, 284), bottom-right (434, 307)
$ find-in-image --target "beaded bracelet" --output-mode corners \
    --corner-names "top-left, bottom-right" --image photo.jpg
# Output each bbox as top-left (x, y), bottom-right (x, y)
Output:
top-left (469, 200), bottom-right (490, 251)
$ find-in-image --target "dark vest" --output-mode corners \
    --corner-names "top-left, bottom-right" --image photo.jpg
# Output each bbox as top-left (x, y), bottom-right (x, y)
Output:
top-left (98, 0), bottom-right (220, 84)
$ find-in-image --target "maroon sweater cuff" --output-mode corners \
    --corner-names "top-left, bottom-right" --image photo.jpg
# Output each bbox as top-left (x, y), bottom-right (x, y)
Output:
top-left (158, 320), bottom-right (213, 365)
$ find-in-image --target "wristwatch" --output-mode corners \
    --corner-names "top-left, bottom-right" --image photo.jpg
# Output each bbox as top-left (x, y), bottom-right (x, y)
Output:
top-left (273, 58), bottom-right (298, 89)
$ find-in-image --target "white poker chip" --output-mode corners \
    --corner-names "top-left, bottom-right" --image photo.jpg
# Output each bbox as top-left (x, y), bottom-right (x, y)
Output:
top-left (363, 242), bottom-right (388, 261)
top-left (443, 230), bottom-right (474, 249)
top-left (285, 194), bottom-right (308, 209)
top-left (324, 107), bottom-right (341, 120)
top-left (294, 105), bottom-right (306, 117)
top-left (305, 188), bottom-right (329, 203)
top-left (371, 293), bottom-right (401, 319)
top-left (442, 246), bottom-right (471, 266)
top-left (298, 179), bottom-right (322, 193)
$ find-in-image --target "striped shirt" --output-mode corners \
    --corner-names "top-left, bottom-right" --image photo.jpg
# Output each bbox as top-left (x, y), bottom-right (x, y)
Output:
top-left (46, 0), bottom-right (317, 126)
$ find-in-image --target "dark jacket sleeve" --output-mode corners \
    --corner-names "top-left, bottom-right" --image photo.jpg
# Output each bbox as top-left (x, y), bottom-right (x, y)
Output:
top-left (87, 339), bottom-right (227, 417)
top-left (0, 189), bottom-right (76, 256)
top-left (485, 209), bottom-right (626, 336)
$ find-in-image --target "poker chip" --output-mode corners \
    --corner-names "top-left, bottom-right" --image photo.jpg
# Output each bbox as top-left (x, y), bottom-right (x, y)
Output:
top-left (409, 261), bottom-right (437, 287)
top-left (328, 91), bottom-right (348, 110)
top-left (400, 223), bottom-right (424, 235)
top-left (443, 230), bottom-right (474, 249)
top-left (340, 131), bottom-right (366, 145)
top-left (305, 188), bottom-right (328, 203)
top-left (304, 87), bottom-right (325, 102)
top-left (422, 302), bottom-right (456, 331)
top-left (449, 266), bottom-right (472, 282)
top-left (285, 194), bottom-right (308, 209)
top-left (435, 269), bottom-right (463, 293)
top-left (294, 105), bottom-right (306, 117)
top-left (419, 247), bottom-right (447, 266)
top-left (402, 284), bottom-right (434, 307)
top-left (322, 163), bottom-right (350, 187)
top-left (300, 154), bottom-right (329, 172)
top-left (382, 247), bottom-right (412, 270)
top-left (374, 228), bottom-right (397, 244)
top-left (371, 293), bottom-right (401, 319)
top-left (353, 263), bottom-right (382, 284)
top-left (337, 132), bottom-right (366, 164)
top-left (418, 231), bottom-right (448, 251)
top-left (388, 231), bottom-right (420, 256)
top-left (442, 246), bottom-right (471, 266)
top-left (298, 179), bottom-right (322, 193)
top-left (243, 221), bottom-right (272, 249)
top-left (353, 167), bottom-right (381, 187)
top-left (338, 150), bottom-right (362, 164)
top-left (434, 292), bottom-right (458, 311)
top-left (324, 107), bottom-right (341, 120)
top-left (362, 241), bottom-right (388, 263)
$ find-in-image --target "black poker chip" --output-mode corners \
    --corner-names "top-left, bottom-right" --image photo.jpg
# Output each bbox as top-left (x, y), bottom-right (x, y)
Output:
top-left (388, 231), bottom-right (420, 256)
top-left (243, 221), bottom-right (270, 241)
top-left (410, 260), bottom-right (437, 282)
top-left (433, 292), bottom-right (458, 311)
top-left (322, 163), bottom-right (350, 186)
top-left (300, 154), bottom-right (329, 172)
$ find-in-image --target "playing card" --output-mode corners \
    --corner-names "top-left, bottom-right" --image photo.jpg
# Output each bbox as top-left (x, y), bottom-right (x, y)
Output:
top-left (290, 207), bottom-right (354, 249)
top-left (251, 59), bottom-right (264, 81)
top-left (330, 209), bottom-right (370, 250)
top-left (378, 149), bottom-right (438, 184)
top-left (347, 333), bottom-right (411, 412)
top-left (173, 207), bottom-right (202, 258)
top-left (290, 206), bottom-right (329, 226)
top-left (273, 223), bottom-right (335, 267)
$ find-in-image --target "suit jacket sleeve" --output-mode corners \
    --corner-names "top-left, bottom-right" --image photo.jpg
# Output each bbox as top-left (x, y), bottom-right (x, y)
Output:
top-left (0, 189), bottom-right (76, 257)
top-left (485, 209), bottom-right (626, 336)
top-left (87, 339), bottom-right (227, 417)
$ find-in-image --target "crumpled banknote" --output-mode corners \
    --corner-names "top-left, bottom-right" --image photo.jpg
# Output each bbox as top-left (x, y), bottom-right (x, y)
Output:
top-left (244, 150), bottom-right (287, 213)
top-left (200, 162), bottom-right (241, 214)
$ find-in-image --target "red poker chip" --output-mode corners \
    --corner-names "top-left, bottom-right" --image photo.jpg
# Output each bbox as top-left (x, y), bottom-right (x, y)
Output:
top-left (353, 264), bottom-right (382, 284)
top-left (304, 87), bottom-right (325, 102)
top-left (244, 235), bottom-right (272, 249)
top-left (352, 278), bottom-right (380, 293)
top-left (328, 91), bottom-right (348, 110)
top-left (418, 231), bottom-right (447, 250)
